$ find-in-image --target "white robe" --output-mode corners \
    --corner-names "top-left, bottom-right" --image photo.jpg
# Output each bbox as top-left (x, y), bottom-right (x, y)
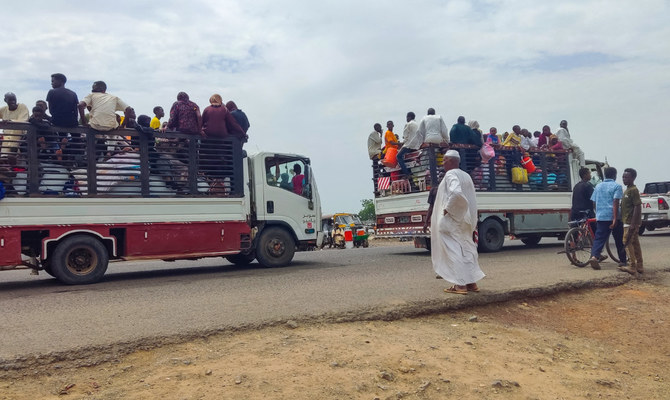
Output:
top-left (431, 169), bottom-right (485, 285)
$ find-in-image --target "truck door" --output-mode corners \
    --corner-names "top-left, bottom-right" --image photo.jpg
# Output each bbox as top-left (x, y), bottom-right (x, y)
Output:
top-left (257, 156), bottom-right (320, 243)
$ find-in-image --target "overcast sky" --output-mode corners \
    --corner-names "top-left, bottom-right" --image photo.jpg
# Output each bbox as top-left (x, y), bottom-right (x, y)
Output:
top-left (3, 0), bottom-right (669, 213)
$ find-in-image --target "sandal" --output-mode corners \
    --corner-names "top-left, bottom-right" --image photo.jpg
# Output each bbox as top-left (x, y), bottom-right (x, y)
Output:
top-left (466, 283), bottom-right (480, 292)
top-left (444, 285), bottom-right (467, 295)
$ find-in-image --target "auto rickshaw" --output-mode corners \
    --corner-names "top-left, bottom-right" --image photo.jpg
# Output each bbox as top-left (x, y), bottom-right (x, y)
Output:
top-left (321, 213), bottom-right (369, 249)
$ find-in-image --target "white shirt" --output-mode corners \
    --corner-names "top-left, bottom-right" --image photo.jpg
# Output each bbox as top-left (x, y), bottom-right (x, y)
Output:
top-left (555, 127), bottom-right (574, 148)
top-left (83, 92), bottom-right (129, 131)
top-left (402, 120), bottom-right (419, 143)
top-left (418, 115), bottom-right (449, 145)
top-left (520, 136), bottom-right (533, 151)
top-left (367, 130), bottom-right (382, 159)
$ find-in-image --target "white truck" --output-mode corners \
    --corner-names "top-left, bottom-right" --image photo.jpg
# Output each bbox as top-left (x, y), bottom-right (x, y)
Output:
top-left (373, 144), bottom-right (604, 252)
top-left (0, 121), bottom-right (322, 284)
top-left (640, 181), bottom-right (670, 235)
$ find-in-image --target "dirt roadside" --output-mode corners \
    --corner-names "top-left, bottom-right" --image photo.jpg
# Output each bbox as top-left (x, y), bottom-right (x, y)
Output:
top-left (1, 268), bottom-right (668, 400)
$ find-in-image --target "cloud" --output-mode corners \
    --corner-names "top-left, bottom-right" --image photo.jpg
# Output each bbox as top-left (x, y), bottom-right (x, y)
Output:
top-left (2, 0), bottom-right (669, 213)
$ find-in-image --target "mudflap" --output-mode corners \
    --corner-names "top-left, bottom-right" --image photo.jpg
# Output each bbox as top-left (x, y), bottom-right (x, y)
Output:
top-left (414, 236), bottom-right (429, 249)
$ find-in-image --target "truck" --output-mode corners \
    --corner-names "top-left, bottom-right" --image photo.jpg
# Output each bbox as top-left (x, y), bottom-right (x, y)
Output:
top-left (639, 181), bottom-right (670, 235)
top-left (0, 121), bottom-right (322, 284)
top-left (372, 143), bottom-right (604, 252)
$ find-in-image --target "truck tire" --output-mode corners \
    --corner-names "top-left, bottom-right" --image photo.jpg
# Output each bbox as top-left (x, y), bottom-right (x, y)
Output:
top-left (520, 235), bottom-right (542, 247)
top-left (478, 218), bottom-right (505, 253)
top-left (50, 235), bottom-right (109, 285)
top-left (638, 225), bottom-right (646, 236)
top-left (41, 260), bottom-right (56, 278)
top-left (225, 252), bottom-right (256, 266)
top-left (256, 227), bottom-right (295, 268)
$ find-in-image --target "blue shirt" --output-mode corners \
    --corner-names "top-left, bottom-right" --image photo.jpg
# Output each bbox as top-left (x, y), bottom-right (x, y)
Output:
top-left (590, 179), bottom-right (623, 221)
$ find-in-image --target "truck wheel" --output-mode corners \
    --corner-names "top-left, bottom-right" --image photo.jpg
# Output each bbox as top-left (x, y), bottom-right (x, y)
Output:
top-left (638, 225), bottom-right (646, 236)
top-left (520, 235), bottom-right (542, 247)
top-left (478, 219), bottom-right (504, 253)
top-left (362, 239), bottom-right (369, 248)
top-left (51, 235), bottom-right (109, 285)
top-left (256, 227), bottom-right (295, 268)
top-left (225, 251), bottom-right (256, 266)
top-left (41, 260), bottom-right (56, 278)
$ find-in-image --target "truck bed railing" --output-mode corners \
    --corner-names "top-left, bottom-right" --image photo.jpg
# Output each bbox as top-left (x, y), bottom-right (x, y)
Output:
top-left (372, 143), bottom-right (571, 196)
top-left (0, 121), bottom-right (244, 198)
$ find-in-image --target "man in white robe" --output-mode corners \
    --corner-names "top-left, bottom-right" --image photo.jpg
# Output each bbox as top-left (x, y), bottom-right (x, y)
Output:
top-left (555, 120), bottom-right (585, 167)
top-left (431, 150), bottom-right (485, 294)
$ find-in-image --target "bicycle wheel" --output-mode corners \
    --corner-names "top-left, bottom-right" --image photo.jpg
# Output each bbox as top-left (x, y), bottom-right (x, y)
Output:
top-left (564, 227), bottom-right (593, 267)
top-left (606, 234), bottom-right (621, 264)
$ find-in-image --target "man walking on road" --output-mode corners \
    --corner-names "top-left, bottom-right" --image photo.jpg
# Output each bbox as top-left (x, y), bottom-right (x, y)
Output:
top-left (619, 168), bottom-right (644, 276)
top-left (431, 150), bottom-right (485, 294)
top-left (589, 167), bottom-right (623, 270)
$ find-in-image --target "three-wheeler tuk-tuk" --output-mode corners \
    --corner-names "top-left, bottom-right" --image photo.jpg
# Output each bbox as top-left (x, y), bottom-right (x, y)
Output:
top-left (321, 213), bottom-right (369, 249)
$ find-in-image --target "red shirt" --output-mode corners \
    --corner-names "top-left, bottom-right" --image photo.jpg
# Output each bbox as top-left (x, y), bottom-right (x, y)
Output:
top-left (292, 174), bottom-right (304, 195)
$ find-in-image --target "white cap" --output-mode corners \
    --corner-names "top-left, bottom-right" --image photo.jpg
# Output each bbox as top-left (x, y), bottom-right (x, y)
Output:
top-left (444, 149), bottom-right (460, 159)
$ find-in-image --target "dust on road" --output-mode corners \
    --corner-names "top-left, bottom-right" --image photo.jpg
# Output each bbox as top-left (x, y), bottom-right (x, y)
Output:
top-left (1, 272), bottom-right (668, 400)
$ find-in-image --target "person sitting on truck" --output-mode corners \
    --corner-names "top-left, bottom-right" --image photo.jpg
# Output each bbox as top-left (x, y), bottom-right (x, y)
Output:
top-left (0, 92), bottom-right (30, 155)
top-left (225, 101), bottom-right (250, 134)
top-left (483, 127), bottom-right (499, 144)
top-left (555, 120), bottom-right (585, 167)
top-left (418, 108), bottom-right (449, 145)
top-left (29, 106), bottom-right (62, 162)
top-left (383, 121), bottom-right (399, 151)
top-left (291, 163), bottom-right (304, 195)
top-left (397, 112), bottom-right (422, 178)
top-left (367, 123), bottom-right (383, 160)
top-left (520, 129), bottom-right (533, 151)
top-left (150, 106), bottom-right (164, 130)
top-left (202, 94), bottom-right (246, 142)
top-left (537, 125), bottom-right (552, 147)
top-left (201, 94), bottom-right (247, 178)
top-left (449, 116), bottom-right (474, 145)
top-left (79, 81), bottom-right (132, 131)
top-left (502, 125), bottom-right (522, 148)
top-left (167, 92), bottom-right (202, 135)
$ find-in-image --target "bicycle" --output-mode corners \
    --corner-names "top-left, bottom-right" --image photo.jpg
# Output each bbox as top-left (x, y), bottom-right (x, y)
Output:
top-left (564, 211), bottom-right (620, 267)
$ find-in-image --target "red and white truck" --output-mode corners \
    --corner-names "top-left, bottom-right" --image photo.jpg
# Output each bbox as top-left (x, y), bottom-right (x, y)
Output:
top-left (0, 121), bottom-right (322, 284)
top-left (372, 144), bottom-right (604, 252)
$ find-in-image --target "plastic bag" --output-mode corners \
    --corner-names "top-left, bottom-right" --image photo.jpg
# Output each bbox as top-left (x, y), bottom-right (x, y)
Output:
top-left (511, 166), bottom-right (528, 184)
top-left (479, 142), bottom-right (495, 163)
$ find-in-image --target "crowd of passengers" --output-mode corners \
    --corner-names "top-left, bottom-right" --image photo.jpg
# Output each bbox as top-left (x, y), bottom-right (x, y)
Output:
top-left (367, 108), bottom-right (585, 193)
top-left (0, 73), bottom-right (251, 193)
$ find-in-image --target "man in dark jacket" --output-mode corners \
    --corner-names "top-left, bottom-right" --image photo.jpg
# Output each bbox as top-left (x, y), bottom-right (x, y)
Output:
top-left (225, 101), bottom-right (250, 134)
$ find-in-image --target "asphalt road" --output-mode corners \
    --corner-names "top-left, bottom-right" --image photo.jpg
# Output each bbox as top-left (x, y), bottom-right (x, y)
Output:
top-left (0, 230), bottom-right (668, 364)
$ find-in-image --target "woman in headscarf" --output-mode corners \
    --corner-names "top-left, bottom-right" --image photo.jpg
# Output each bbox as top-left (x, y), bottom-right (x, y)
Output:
top-left (200, 94), bottom-right (247, 180)
top-left (201, 94), bottom-right (245, 140)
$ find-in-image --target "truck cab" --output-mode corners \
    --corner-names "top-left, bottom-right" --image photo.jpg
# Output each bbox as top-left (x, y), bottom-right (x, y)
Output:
top-left (249, 153), bottom-right (322, 266)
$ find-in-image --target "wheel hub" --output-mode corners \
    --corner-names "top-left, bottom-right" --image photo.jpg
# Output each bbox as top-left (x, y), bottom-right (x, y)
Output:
top-left (268, 239), bottom-right (285, 257)
top-left (66, 247), bottom-right (97, 275)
